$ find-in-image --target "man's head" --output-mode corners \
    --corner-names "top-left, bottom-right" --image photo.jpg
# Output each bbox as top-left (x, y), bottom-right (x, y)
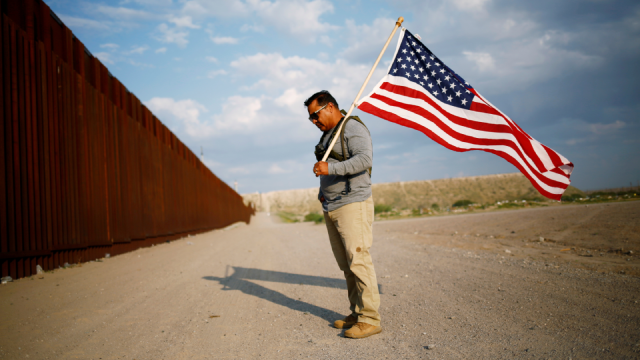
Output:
top-left (304, 90), bottom-right (343, 132)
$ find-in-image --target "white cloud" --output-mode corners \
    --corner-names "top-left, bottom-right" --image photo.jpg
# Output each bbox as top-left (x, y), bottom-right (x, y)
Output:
top-left (155, 23), bottom-right (189, 47)
top-left (94, 52), bottom-right (115, 64)
top-left (240, 23), bottom-right (265, 33)
top-left (145, 95), bottom-right (269, 138)
top-left (588, 120), bottom-right (626, 135)
top-left (565, 138), bottom-right (583, 146)
top-left (205, 56), bottom-right (218, 63)
top-left (100, 43), bottom-right (120, 50)
top-left (462, 51), bottom-right (495, 72)
top-left (201, 156), bottom-right (221, 171)
top-left (182, 0), bottom-right (338, 42)
top-left (207, 69), bottom-right (228, 78)
top-left (146, 97), bottom-right (212, 138)
top-left (169, 15), bottom-right (200, 29)
top-left (93, 5), bottom-right (156, 20)
top-left (249, 0), bottom-right (338, 41)
top-left (451, 0), bottom-right (491, 12)
top-left (193, 51), bottom-right (390, 145)
top-left (380, 2), bottom-right (605, 96)
top-left (121, 0), bottom-right (173, 6)
top-left (341, 17), bottom-right (397, 63)
top-left (126, 45), bottom-right (150, 55)
top-left (274, 88), bottom-right (306, 111)
top-left (128, 59), bottom-right (154, 68)
top-left (155, 47), bottom-right (167, 53)
top-left (57, 15), bottom-right (111, 30)
top-left (319, 35), bottom-right (332, 47)
top-left (228, 166), bottom-right (251, 175)
top-left (449, 31), bottom-right (603, 94)
top-left (268, 164), bottom-right (289, 174)
top-left (211, 36), bottom-right (239, 45)
top-left (182, 0), bottom-right (249, 18)
top-left (229, 52), bottom-right (380, 104)
top-left (211, 96), bottom-right (263, 131)
top-left (205, 28), bottom-right (239, 44)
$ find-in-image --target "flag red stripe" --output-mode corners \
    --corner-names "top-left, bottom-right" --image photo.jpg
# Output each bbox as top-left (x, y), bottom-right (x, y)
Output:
top-left (371, 92), bottom-right (564, 185)
top-left (358, 101), bottom-right (564, 200)
top-left (472, 90), bottom-right (533, 141)
top-left (363, 94), bottom-right (568, 191)
top-left (542, 143), bottom-right (569, 170)
top-left (378, 82), bottom-right (550, 173)
top-left (469, 101), bottom-right (500, 116)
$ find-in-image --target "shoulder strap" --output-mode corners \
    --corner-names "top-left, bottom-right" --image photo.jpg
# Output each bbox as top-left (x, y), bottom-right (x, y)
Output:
top-left (337, 110), bottom-right (372, 176)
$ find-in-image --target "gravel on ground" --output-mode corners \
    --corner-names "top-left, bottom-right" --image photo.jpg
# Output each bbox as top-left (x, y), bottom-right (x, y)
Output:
top-left (0, 201), bottom-right (638, 359)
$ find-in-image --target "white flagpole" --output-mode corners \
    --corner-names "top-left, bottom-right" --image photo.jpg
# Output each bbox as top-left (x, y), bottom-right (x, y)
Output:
top-left (320, 16), bottom-right (404, 162)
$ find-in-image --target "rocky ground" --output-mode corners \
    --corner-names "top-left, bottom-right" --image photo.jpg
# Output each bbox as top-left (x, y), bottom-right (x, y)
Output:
top-left (0, 201), bottom-right (638, 359)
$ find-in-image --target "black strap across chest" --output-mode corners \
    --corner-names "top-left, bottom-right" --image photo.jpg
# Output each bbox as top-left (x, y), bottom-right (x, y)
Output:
top-left (316, 109), bottom-right (372, 176)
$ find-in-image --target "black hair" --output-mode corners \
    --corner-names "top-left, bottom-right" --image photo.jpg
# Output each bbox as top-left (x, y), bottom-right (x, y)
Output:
top-left (303, 90), bottom-right (339, 110)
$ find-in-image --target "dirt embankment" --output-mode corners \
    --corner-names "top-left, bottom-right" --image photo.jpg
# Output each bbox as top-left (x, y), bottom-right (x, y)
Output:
top-left (242, 172), bottom-right (584, 215)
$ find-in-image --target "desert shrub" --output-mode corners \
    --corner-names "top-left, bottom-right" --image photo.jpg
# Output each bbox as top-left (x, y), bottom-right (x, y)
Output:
top-left (452, 199), bottom-right (473, 207)
top-left (374, 204), bottom-right (393, 214)
top-left (304, 212), bottom-right (325, 224)
top-left (498, 202), bottom-right (523, 209)
top-left (278, 212), bottom-right (299, 223)
top-left (561, 193), bottom-right (582, 202)
top-left (520, 195), bottom-right (545, 202)
top-left (431, 203), bottom-right (440, 211)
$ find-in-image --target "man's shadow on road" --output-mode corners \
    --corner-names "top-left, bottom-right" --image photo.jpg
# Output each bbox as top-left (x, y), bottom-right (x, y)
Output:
top-left (203, 266), bottom-right (381, 324)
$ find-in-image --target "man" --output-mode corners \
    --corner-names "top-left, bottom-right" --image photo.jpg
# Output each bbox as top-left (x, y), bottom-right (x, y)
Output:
top-left (305, 90), bottom-right (381, 339)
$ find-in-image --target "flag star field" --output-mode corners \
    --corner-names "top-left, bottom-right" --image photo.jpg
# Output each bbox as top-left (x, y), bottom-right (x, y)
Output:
top-left (390, 30), bottom-right (474, 110)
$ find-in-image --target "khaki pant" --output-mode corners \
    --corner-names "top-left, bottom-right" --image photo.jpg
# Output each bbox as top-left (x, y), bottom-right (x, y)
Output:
top-left (324, 196), bottom-right (380, 326)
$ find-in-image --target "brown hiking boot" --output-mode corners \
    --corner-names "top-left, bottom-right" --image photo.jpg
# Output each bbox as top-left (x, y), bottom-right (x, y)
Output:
top-left (333, 314), bottom-right (358, 329)
top-left (344, 322), bottom-right (382, 339)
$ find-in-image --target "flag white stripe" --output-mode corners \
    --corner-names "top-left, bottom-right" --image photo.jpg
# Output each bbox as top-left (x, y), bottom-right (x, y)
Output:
top-left (367, 90), bottom-right (570, 186)
top-left (473, 90), bottom-right (558, 171)
top-left (378, 75), bottom-right (565, 176)
top-left (384, 76), bottom-right (519, 127)
top-left (363, 96), bottom-right (570, 192)
top-left (372, 85), bottom-right (569, 185)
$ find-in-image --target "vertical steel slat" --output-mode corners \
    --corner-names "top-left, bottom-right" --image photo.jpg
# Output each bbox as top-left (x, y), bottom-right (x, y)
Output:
top-left (0, 14), bottom-right (7, 268)
top-left (35, 41), bottom-right (47, 254)
top-left (50, 54), bottom-right (61, 255)
top-left (21, 30), bottom-right (34, 255)
top-left (74, 40), bottom-right (89, 251)
top-left (59, 58), bottom-right (71, 248)
top-left (11, 20), bottom-right (24, 254)
top-left (37, 41), bottom-right (53, 262)
top-left (25, 35), bottom-right (39, 257)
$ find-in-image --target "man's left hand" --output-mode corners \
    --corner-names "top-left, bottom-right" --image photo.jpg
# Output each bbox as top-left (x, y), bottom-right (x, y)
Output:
top-left (313, 161), bottom-right (329, 177)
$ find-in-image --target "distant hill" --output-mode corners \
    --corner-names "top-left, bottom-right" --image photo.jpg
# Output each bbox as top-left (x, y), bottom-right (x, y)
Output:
top-left (242, 173), bottom-right (584, 215)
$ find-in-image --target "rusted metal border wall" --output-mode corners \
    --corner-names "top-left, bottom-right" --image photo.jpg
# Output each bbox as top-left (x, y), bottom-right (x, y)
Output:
top-left (1, 0), bottom-right (255, 280)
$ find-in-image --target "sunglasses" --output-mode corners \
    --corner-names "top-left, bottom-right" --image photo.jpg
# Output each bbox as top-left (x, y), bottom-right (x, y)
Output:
top-left (308, 103), bottom-right (329, 122)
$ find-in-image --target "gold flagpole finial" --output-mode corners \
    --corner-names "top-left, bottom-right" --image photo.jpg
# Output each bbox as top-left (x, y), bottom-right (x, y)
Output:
top-left (396, 17), bottom-right (404, 26)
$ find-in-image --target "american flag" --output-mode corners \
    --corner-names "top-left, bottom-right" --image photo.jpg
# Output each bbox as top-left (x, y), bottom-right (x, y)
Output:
top-left (357, 28), bottom-right (574, 200)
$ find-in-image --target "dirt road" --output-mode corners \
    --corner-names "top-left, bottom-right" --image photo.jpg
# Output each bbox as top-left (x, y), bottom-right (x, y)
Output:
top-left (1, 201), bottom-right (639, 359)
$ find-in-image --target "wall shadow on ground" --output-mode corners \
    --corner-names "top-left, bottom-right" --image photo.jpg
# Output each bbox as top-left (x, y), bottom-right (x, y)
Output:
top-left (203, 266), bottom-right (350, 323)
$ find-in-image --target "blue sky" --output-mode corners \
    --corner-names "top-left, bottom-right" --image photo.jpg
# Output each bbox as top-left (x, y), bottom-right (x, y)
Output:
top-left (48, 0), bottom-right (640, 194)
